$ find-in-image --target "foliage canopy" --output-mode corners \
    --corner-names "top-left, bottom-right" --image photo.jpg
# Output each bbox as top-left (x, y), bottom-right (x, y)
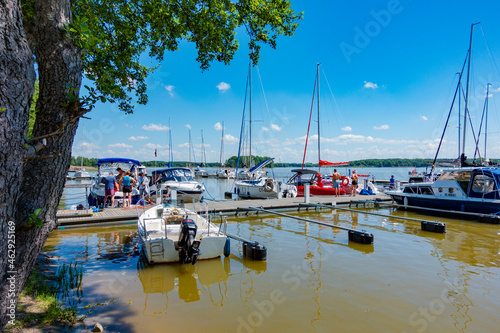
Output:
top-left (22, 0), bottom-right (302, 114)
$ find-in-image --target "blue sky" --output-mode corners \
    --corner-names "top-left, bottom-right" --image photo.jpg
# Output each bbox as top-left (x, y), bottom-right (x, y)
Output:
top-left (73, 0), bottom-right (500, 164)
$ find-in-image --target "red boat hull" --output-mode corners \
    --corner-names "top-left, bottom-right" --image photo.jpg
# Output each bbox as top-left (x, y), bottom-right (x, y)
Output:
top-left (296, 185), bottom-right (345, 197)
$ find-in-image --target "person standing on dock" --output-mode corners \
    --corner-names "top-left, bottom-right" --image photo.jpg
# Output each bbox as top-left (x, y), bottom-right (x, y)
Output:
top-left (104, 172), bottom-right (118, 207)
top-left (351, 170), bottom-right (358, 196)
top-left (138, 172), bottom-right (152, 204)
top-left (332, 169), bottom-right (341, 197)
top-left (121, 170), bottom-right (137, 208)
top-left (389, 175), bottom-right (395, 190)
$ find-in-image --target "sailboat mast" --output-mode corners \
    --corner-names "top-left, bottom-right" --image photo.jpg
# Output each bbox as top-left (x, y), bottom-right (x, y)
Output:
top-left (485, 83), bottom-right (490, 162)
top-left (317, 63), bottom-right (321, 172)
top-left (188, 129), bottom-right (192, 167)
top-left (249, 62), bottom-right (252, 168)
top-left (219, 121), bottom-right (224, 167)
top-left (458, 75), bottom-right (461, 159)
top-left (462, 23), bottom-right (480, 164)
top-left (168, 118), bottom-right (173, 167)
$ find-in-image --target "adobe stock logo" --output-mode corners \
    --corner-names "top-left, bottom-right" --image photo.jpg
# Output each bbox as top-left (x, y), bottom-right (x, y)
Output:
top-left (339, 0), bottom-right (406, 64)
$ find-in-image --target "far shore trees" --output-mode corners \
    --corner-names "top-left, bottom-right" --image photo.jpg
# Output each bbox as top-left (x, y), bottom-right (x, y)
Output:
top-left (0, 0), bottom-right (301, 328)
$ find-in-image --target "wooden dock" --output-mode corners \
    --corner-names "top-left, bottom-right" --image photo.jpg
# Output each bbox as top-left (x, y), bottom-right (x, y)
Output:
top-left (56, 193), bottom-right (391, 227)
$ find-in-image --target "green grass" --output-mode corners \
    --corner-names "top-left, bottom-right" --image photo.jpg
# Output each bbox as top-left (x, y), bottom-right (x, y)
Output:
top-left (7, 265), bottom-right (80, 330)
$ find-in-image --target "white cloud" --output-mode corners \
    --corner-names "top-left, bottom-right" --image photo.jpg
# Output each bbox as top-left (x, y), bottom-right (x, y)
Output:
top-left (262, 126), bottom-right (270, 131)
top-left (224, 134), bottom-right (239, 144)
top-left (491, 87), bottom-right (500, 93)
top-left (364, 81), bottom-right (378, 89)
top-left (373, 124), bottom-right (389, 130)
top-left (420, 116), bottom-right (428, 121)
top-left (128, 136), bottom-right (149, 141)
top-left (165, 85), bottom-right (175, 97)
top-left (81, 142), bottom-right (99, 150)
top-left (214, 122), bottom-right (223, 131)
top-left (341, 126), bottom-right (352, 132)
top-left (108, 143), bottom-right (132, 148)
top-left (142, 123), bottom-right (170, 131)
top-left (216, 82), bottom-right (231, 92)
top-left (144, 143), bottom-right (167, 149)
top-left (271, 124), bottom-right (281, 131)
top-left (186, 124), bottom-right (191, 130)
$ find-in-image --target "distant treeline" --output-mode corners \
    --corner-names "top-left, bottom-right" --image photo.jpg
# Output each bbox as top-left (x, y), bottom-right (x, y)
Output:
top-left (71, 156), bottom-right (498, 168)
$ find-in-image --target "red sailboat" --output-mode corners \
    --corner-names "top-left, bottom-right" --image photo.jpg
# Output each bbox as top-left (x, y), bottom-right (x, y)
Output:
top-left (287, 64), bottom-right (350, 197)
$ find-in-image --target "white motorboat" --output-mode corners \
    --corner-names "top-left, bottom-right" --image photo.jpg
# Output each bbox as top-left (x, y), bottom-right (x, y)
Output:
top-left (217, 168), bottom-right (235, 179)
top-left (234, 158), bottom-right (297, 199)
top-left (193, 167), bottom-right (208, 177)
top-left (138, 204), bottom-right (229, 264)
top-left (88, 157), bottom-right (142, 207)
top-left (74, 168), bottom-right (91, 179)
top-left (151, 167), bottom-right (205, 203)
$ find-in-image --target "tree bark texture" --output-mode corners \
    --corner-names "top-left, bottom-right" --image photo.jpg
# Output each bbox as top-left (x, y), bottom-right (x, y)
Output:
top-left (0, 0), bottom-right (81, 329)
top-left (0, 0), bottom-right (36, 329)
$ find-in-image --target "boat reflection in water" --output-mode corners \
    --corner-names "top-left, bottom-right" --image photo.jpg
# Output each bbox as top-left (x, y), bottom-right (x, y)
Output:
top-left (137, 254), bottom-right (267, 315)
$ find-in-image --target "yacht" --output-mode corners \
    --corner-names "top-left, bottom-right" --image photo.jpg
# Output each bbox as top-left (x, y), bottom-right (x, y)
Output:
top-left (387, 167), bottom-right (500, 216)
top-left (151, 167), bottom-right (205, 203)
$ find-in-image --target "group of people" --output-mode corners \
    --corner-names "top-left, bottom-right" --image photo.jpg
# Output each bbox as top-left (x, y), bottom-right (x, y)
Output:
top-left (103, 168), bottom-right (153, 208)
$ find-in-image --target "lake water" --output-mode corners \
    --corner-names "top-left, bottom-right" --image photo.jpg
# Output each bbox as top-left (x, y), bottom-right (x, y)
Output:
top-left (45, 202), bottom-right (500, 332)
top-left (60, 166), bottom-right (424, 209)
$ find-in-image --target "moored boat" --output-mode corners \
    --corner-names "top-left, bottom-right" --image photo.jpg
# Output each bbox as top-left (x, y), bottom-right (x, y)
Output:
top-left (151, 167), bottom-right (205, 202)
top-left (387, 167), bottom-right (500, 217)
top-left (138, 204), bottom-right (229, 264)
top-left (88, 157), bottom-right (142, 207)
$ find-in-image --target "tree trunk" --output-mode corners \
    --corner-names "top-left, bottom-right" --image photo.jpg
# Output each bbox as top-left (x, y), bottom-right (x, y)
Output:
top-left (0, 0), bottom-right (81, 329)
top-left (0, 0), bottom-right (36, 329)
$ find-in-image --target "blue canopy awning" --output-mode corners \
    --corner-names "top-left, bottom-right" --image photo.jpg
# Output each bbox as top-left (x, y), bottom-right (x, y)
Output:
top-left (95, 158), bottom-right (141, 166)
top-left (249, 158), bottom-right (274, 173)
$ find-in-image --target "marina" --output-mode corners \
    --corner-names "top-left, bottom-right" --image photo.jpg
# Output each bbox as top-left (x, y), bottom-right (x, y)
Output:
top-left (43, 204), bottom-right (500, 332)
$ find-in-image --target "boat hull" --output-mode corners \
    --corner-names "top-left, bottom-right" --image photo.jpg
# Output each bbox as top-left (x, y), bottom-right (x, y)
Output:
top-left (296, 186), bottom-right (346, 197)
top-left (390, 193), bottom-right (500, 215)
top-left (138, 205), bottom-right (227, 264)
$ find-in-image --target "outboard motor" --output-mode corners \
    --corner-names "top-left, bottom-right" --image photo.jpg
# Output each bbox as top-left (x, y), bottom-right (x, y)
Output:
top-left (178, 219), bottom-right (201, 264)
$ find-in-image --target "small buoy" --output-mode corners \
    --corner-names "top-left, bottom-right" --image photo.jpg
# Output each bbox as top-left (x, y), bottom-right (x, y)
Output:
top-left (243, 242), bottom-right (267, 261)
top-left (421, 221), bottom-right (446, 233)
top-left (348, 230), bottom-right (374, 244)
top-left (224, 238), bottom-right (231, 257)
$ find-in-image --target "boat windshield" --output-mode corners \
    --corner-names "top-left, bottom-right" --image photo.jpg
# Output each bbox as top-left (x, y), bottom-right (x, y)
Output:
top-left (99, 162), bottom-right (139, 176)
top-left (161, 169), bottom-right (194, 182)
top-left (437, 170), bottom-right (472, 181)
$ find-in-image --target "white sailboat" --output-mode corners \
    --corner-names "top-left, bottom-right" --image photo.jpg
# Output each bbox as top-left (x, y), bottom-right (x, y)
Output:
top-left (194, 130), bottom-right (208, 177)
top-left (234, 63), bottom-right (297, 199)
top-left (217, 121), bottom-right (235, 179)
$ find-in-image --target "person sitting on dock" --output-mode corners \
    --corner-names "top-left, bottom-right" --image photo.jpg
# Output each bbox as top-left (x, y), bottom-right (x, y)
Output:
top-left (332, 169), bottom-right (341, 197)
top-left (104, 172), bottom-right (118, 207)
